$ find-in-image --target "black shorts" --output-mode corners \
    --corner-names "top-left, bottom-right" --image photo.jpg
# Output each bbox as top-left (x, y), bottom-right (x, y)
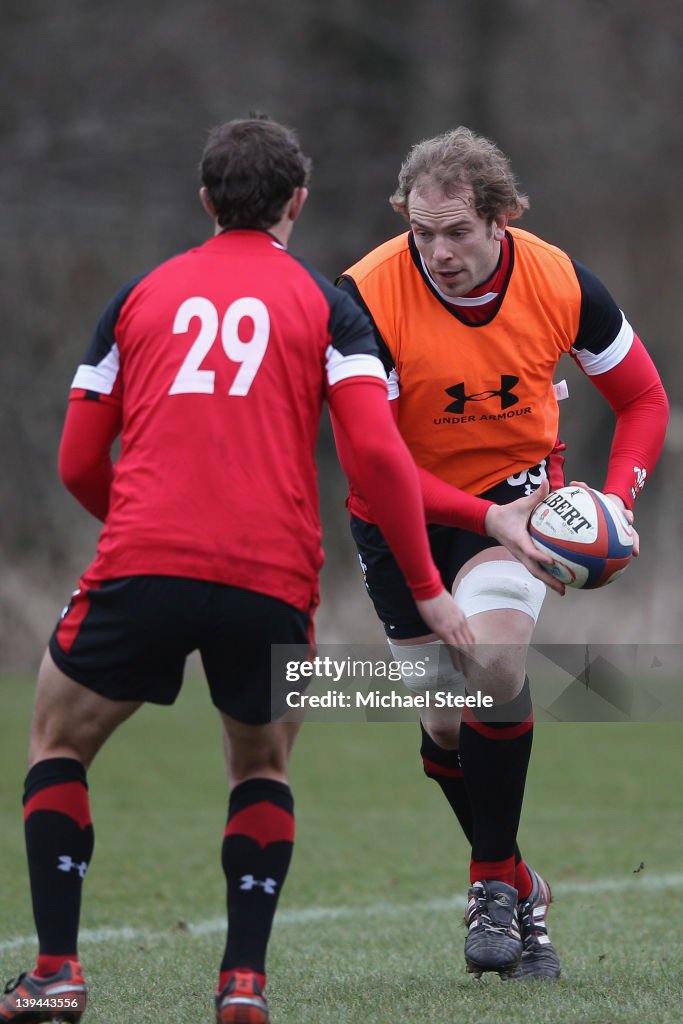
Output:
top-left (351, 459), bottom-right (556, 640)
top-left (49, 575), bottom-right (312, 725)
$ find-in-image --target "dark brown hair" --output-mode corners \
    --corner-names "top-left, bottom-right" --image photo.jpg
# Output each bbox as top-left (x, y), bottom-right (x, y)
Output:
top-left (200, 116), bottom-right (312, 230)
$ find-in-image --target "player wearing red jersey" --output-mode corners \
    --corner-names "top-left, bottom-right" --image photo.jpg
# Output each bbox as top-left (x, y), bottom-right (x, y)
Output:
top-left (1, 118), bottom-right (483, 1024)
top-left (337, 127), bottom-right (669, 980)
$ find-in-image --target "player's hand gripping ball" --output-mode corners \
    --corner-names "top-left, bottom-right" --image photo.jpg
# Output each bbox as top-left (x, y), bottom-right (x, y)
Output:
top-left (528, 485), bottom-right (633, 589)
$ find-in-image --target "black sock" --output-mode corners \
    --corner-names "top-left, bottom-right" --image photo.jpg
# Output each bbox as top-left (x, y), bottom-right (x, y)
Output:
top-left (419, 722), bottom-right (528, 866)
top-left (220, 778), bottom-right (295, 979)
top-left (459, 678), bottom-right (533, 886)
top-left (419, 722), bottom-right (473, 842)
top-left (23, 758), bottom-right (94, 965)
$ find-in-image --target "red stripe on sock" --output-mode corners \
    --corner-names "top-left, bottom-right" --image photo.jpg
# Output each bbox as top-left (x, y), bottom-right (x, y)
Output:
top-left (225, 801), bottom-right (295, 848)
top-left (470, 855), bottom-right (516, 887)
top-left (23, 782), bottom-right (92, 830)
top-left (515, 860), bottom-right (533, 900)
top-left (35, 955), bottom-right (78, 979)
top-left (421, 757), bottom-right (462, 779)
top-left (218, 968), bottom-right (266, 994)
top-left (462, 710), bottom-right (534, 740)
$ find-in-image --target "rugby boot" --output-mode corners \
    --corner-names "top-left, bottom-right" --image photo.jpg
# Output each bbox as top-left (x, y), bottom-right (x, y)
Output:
top-left (507, 868), bottom-right (561, 980)
top-left (464, 880), bottom-right (522, 978)
top-left (0, 960), bottom-right (87, 1023)
top-left (215, 970), bottom-right (269, 1024)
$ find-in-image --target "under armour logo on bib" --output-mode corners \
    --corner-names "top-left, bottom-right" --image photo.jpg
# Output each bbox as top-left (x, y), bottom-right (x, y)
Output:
top-left (444, 375), bottom-right (520, 414)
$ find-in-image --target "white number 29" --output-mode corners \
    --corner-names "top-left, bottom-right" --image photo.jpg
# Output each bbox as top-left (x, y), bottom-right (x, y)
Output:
top-left (169, 296), bottom-right (270, 396)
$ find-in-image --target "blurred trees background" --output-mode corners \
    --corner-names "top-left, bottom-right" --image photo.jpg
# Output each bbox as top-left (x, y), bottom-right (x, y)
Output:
top-left (1, 0), bottom-right (681, 669)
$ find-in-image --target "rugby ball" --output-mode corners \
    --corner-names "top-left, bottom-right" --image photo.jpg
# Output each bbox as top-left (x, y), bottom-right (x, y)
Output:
top-left (528, 485), bottom-right (633, 589)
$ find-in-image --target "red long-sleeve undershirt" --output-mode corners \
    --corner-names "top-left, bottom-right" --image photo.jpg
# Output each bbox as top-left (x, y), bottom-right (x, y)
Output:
top-left (58, 397), bottom-right (121, 521)
top-left (583, 335), bottom-right (669, 507)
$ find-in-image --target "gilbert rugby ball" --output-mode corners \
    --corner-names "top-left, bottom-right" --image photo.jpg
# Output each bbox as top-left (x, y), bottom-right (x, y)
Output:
top-left (528, 485), bottom-right (633, 589)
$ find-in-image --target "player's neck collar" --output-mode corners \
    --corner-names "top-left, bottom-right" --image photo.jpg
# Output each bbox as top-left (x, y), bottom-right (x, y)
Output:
top-left (210, 227), bottom-right (287, 249)
top-left (415, 235), bottom-right (509, 308)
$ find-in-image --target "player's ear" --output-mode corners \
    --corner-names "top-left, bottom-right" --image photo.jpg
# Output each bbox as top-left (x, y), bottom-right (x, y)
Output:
top-left (287, 186), bottom-right (309, 223)
top-left (492, 215), bottom-right (508, 240)
top-left (199, 186), bottom-right (217, 220)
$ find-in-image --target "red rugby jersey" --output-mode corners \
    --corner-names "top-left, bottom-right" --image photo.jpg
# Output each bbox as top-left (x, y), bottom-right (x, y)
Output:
top-left (67, 229), bottom-right (393, 612)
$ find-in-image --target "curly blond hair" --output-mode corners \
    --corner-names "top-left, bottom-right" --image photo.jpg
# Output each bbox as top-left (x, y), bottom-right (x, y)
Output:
top-left (390, 127), bottom-right (529, 222)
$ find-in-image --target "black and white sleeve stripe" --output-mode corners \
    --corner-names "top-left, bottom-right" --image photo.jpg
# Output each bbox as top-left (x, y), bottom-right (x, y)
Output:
top-left (336, 275), bottom-right (395, 377)
top-left (571, 260), bottom-right (634, 375)
top-left (70, 274), bottom-right (145, 395)
top-left (298, 261), bottom-right (387, 389)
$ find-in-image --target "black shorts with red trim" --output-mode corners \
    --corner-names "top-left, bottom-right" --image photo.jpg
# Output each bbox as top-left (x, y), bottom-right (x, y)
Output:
top-left (49, 575), bottom-right (312, 724)
top-left (351, 457), bottom-right (560, 640)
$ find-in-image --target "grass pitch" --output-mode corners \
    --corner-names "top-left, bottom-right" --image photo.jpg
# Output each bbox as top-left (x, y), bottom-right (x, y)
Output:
top-left (1, 676), bottom-right (682, 1023)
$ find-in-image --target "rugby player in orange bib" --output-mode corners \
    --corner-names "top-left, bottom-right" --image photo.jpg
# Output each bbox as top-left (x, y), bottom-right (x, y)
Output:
top-left (337, 127), bottom-right (669, 980)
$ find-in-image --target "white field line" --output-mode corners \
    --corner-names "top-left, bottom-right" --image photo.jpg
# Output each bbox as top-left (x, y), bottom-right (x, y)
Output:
top-left (2, 872), bottom-right (683, 956)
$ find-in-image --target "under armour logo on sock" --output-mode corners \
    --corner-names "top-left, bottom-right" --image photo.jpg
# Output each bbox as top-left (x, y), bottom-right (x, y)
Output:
top-left (445, 375), bottom-right (520, 414)
top-left (239, 874), bottom-right (278, 894)
top-left (57, 855), bottom-right (88, 878)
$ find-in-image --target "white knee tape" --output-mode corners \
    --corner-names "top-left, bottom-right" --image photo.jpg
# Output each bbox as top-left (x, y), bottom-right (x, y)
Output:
top-left (387, 639), bottom-right (466, 696)
top-left (454, 560), bottom-right (546, 622)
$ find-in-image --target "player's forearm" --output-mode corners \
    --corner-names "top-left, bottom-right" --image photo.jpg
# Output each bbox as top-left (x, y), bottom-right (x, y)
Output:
top-left (416, 465), bottom-right (492, 534)
top-left (58, 399), bottom-right (121, 521)
top-left (589, 337), bottom-right (669, 506)
top-left (59, 445), bottom-right (113, 521)
top-left (602, 390), bottom-right (669, 504)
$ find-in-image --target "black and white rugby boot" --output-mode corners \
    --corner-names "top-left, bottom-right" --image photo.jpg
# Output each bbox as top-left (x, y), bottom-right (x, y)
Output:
top-left (464, 880), bottom-right (522, 978)
top-left (507, 868), bottom-right (561, 980)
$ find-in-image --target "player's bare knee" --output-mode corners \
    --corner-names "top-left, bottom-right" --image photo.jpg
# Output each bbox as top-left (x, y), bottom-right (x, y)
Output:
top-left (423, 718), bottom-right (461, 749)
top-left (466, 646), bottom-right (526, 702)
top-left (452, 561), bottom-right (542, 700)
top-left (228, 750), bottom-right (290, 788)
top-left (222, 718), bottom-right (296, 788)
top-left (29, 715), bottom-right (109, 769)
